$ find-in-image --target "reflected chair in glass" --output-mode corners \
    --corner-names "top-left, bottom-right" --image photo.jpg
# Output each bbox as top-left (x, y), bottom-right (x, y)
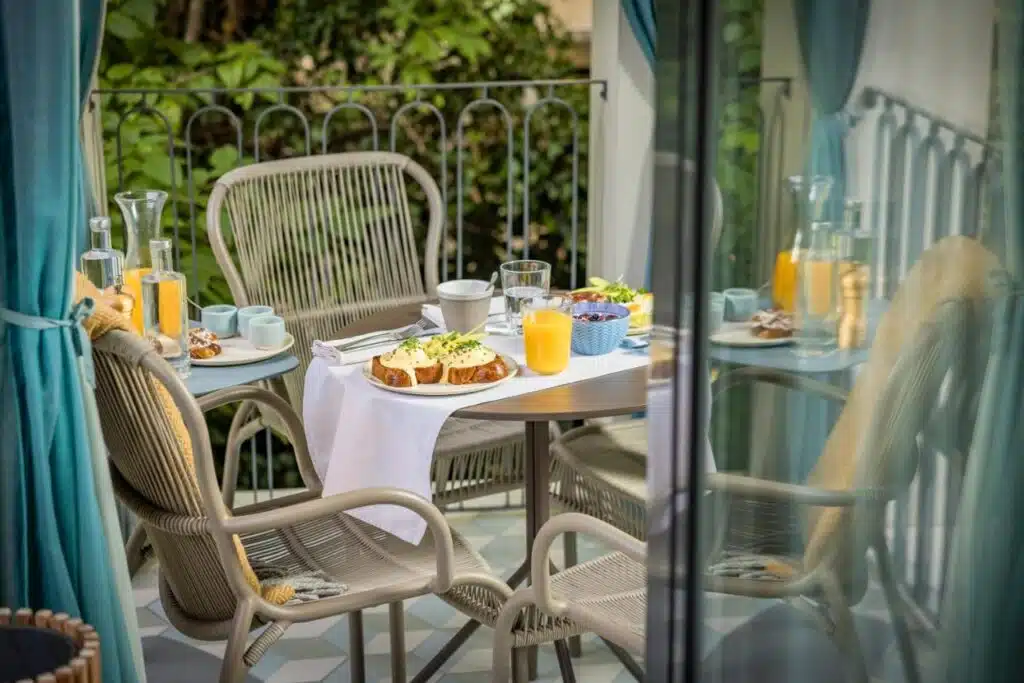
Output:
top-left (93, 330), bottom-right (602, 683)
top-left (206, 152), bottom-right (533, 512)
top-left (533, 238), bottom-right (1001, 683)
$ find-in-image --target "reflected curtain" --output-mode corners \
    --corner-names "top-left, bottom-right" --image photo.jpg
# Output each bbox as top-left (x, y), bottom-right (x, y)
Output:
top-left (779, 0), bottom-right (871, 484)
top-left (937, 2), bottom-right (1024, 680)
top-left (622, 0), bottom-right (656, 66)
top-left (0, 2), bottom-right (144, 682)
top-left (792, 0), bottom-right (871, 219)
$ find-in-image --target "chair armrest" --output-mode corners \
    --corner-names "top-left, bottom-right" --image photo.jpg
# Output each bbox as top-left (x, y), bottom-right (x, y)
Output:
top-left (713, 366), bottom-right (848, 405)
top-left (529, 513), bottom-right (646, 617)
top-left (197, 386), bottom-right (322, 494)
top-left (217, 487), bottom-right (457, 593)
top-left (706, 472), bottom-right (889, 505)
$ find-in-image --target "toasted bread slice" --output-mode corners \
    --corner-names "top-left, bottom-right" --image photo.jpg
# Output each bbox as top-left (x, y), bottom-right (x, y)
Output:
top-left (444, 357), bottom-right (509, 385)
top-left (371, 356), bottom-right (443, 387)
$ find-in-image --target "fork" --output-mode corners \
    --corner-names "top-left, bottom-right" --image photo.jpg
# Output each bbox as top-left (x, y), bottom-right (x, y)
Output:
top-left (327, 317), bottom-right (433, 352)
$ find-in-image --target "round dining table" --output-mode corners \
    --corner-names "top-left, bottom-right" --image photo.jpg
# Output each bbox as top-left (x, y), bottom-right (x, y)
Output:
top-left (333, 301), bottom-right (648, 679)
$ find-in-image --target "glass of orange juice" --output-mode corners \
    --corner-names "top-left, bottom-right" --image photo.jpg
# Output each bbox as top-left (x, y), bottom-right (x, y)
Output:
top-left (522, 295), bottom-right (572, 375)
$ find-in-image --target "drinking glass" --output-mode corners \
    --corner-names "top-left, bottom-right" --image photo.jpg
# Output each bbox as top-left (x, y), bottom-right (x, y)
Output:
top-left (500, 260), bottom-right (551, 333)
top-left (794, 220), bottom-right (838, 353)
top-left (522, 295), bottom-right (572, 375)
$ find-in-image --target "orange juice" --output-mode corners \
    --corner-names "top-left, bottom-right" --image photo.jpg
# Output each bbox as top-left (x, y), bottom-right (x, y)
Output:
top-left (772, 250), bottom-right (798, 312)
top-left (123, 267), bottom-right (150, 333)
top-left (802, 260), bottom-right (835, 316)
top-left (523, 308), bottom-right (572, 375)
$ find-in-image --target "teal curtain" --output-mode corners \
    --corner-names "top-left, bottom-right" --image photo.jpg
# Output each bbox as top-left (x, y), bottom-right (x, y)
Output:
top-left (0, 2), bottom-right (143, 682)
top-left (782, 0), bottom-right (871, 484)
top-left (792, 0), bottom-right (871, 219)
top-left (937, 3), bottom-right (1024, 680)
top-left (622, 0), bottom-right (655, 67)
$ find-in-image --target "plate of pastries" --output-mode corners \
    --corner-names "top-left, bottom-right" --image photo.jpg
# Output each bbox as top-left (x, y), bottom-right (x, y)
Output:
top-left (710, 309), bottom-right (796, 347)
top-left (364, 331), bottom-right (518, 396)
top-left (187, 327), bottom-right (296, 366)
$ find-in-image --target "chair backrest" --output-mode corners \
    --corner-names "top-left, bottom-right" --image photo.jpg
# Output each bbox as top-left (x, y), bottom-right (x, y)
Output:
top-left (92, 330), bottom-right (242, 627)
top-left (208, 152), bottom-right (444, 408)
top-left (803, 237), bottom-right (1000, 591)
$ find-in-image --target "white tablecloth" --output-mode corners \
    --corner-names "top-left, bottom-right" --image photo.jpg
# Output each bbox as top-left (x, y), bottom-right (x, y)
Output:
top-left (303, 333), bottom-right (649, 543)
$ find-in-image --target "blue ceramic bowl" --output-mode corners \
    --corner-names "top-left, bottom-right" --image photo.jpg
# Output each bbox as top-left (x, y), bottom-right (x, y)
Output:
top-left (571, 302), bottom-right (631, 355)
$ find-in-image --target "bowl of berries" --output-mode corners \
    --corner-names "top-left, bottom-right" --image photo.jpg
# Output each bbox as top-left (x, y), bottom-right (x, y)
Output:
top-left (571, 302), bottom-right (631, 355)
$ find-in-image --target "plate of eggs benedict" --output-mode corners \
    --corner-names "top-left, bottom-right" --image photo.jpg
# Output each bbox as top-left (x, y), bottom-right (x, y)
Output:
top-left (365, 331), bottom-right (518, 395)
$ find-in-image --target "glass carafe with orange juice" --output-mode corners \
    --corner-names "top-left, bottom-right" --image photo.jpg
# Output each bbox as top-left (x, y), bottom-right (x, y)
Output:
top-left (115, 190), bottom-right (168, 334)
top-left (522, 296), bottom-right (572, 375)
top-left (772, 175), bottom-right (834, 312)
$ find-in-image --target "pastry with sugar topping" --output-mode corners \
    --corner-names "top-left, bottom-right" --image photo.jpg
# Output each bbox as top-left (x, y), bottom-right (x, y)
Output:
top-left (750, 309), bottom-right (794, 339)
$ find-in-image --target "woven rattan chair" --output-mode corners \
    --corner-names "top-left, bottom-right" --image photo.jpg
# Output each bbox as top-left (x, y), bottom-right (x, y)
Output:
top-left (507, 238), bottom-right (1001, 683)
top-left (206, 151), bottom-right (527, 509)
top-left (92, 329), bottom-right (517, 683)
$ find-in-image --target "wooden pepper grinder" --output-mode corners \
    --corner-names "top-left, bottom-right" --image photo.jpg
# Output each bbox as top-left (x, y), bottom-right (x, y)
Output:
top-left (837, 262), bottom-right (868, 349)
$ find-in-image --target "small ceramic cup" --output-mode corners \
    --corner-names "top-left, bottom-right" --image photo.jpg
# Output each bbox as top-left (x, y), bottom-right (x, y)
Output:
top-left (723, 288), bottom-right (759, 322)
top-left (200, 304), bottom-right (238, 338)
top-left (237, 305), bottom-right (274, 339)
top-left (247, 315), bottom-right (287, 350)
top-left (709, 292), bottom-right (725, 333)
top-left (436, 279), bottom-right (493, 333)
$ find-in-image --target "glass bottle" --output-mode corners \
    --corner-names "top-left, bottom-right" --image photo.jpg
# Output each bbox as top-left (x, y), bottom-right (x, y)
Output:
top-left (142, 238), bottom-right (190, 379)
top-left (80, 216), bottom-right (119, 290)
top-left (115, 190), bottom-right (168, 333)
top-left (794, 220), bottom-right (839, 352)
top-left (772, 175), bottom-right (833, 312)
top-left (835, 199), bottom-right (871, 349)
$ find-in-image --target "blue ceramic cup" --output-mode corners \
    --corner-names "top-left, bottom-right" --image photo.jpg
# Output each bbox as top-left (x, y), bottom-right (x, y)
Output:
top-left (709, 292), bottom-right (725, 333)
top-left (247, 315), bottom-right (287, 350)
top-left (238, 305), bottom-right (274, 339)
top-left (201, 304), bottom-right (238, 338)
top-left (723, 288), bottom-right (759, 322)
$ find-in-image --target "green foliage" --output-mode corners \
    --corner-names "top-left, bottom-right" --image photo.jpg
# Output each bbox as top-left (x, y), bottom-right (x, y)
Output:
top-left (98, 0), bottom-right (588, 487)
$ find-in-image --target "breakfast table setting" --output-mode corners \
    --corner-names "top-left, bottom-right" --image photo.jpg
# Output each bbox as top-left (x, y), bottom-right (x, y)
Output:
top-left (303, 260), bottom-right (653, 561)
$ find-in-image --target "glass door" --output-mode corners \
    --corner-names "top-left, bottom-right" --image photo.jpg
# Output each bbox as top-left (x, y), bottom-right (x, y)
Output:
top-left (647, 1), bottom-right (1023, 682)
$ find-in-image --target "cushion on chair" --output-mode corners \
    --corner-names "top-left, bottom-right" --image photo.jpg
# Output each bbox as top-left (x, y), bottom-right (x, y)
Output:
top-left (77, 273), bottom-right (295, 606)
top-left (554, 422), bottom-right (648, 500)
top-left (803, 237), bottom-right (998, 574)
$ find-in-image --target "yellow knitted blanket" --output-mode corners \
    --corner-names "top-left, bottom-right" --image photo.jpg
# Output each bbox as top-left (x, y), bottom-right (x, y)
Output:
top-left (75, 273), bottom-right (294, 605)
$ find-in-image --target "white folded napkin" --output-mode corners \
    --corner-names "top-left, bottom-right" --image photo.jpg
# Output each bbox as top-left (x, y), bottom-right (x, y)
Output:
top-left (311, 335), bottom-right (424, 367)
top-left (421, 296), bottom-right (506, 332)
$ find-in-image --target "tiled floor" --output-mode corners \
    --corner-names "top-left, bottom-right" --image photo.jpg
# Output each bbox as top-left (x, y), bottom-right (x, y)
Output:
top-left (134, 503), bottom-right (919, 682)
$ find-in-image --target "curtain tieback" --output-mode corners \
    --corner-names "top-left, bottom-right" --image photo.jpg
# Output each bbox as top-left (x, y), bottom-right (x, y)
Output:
top-left (0, 298), bottom-right (96, 387)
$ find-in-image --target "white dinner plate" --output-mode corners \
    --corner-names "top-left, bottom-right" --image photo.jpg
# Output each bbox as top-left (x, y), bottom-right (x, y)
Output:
top-left (363, 354), bottom-right (520, 396)
top-left (192, 333), bottom-right (296, 366)
top-left (710, 322), bottom-right (794, 348)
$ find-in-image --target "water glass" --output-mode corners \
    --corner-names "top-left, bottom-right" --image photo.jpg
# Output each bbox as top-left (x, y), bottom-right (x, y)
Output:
top-left (522, 295), bottom-right (572, 375)
top-left (500, 260), bottom-right (551, 333)
top-left (795, 221), bottom-right (838, 353)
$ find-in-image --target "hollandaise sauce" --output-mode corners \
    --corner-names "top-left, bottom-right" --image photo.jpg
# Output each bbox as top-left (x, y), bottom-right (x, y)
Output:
top-left (378, 342), bottom-right (436, 386)
top-left (440, 342), bottom-right (496, 384)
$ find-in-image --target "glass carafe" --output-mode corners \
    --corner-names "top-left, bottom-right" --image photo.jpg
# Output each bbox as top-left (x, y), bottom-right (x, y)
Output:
top-left (115, 190), bottom-right (168, 333)
top-left (794, 220), bottom-right (838, 352)
top-left (80, 216), bottom-right (119, 290)
top-left (772, 175), bottom-right (833, 312)
top-left (142, 238), bottom-right (190, 378)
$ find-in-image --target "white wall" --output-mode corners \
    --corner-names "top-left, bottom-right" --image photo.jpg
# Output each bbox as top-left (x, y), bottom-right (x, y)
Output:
top-left (587, 0), bottom-right (654, 285)
top-left (848, 0), bottom-right (996, 200)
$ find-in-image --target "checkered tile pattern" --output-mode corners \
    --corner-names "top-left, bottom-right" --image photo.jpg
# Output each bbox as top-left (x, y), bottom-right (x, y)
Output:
top-left (134, 504), bottom-right (925, 682)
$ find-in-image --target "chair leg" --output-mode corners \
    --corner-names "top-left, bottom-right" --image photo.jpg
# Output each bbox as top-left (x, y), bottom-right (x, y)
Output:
top-left (873, 538), bottom-right (922, 683)
top-left (220, 598), bottom-right (256, 683)
top-left (389, 601), bottom-right (407, 683)
top-left (819, 572), bottom-right (870, 683)
top-left (349, 610), bottom-right (366, 683)
top-left (511, 648), bottom-right (530, 683)
top-left (562, 532), bottom-right (582, 658)
top-left (124, 525), bottom-right (149, 578)
top-left (554, 640), bottom-right (578, 683)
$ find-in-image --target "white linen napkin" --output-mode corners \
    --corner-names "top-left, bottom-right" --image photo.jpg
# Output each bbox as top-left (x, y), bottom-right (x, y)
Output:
top-left (421, 296), bottom-right (506, 332)
top-left (310, 340), bottom-right (387, 366)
